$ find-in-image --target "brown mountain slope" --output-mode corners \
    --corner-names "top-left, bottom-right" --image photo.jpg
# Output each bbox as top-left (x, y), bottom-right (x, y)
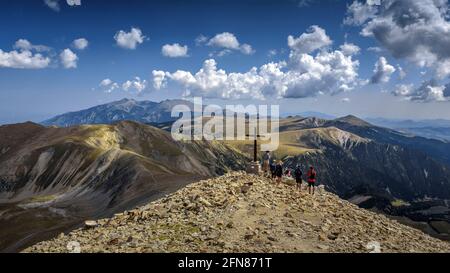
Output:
top-left (0, 121), bottom-right (248, 203)
top-left (0, 121), bottom-right (248, 252)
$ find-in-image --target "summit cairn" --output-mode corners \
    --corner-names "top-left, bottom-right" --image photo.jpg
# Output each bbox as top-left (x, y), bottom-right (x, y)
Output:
top-left (246, 162), bottom-right (261, 175)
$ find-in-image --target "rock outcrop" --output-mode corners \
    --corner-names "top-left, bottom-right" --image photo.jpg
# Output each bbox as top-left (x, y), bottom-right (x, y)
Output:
top-left (25, 172), bottom-right (450, 253)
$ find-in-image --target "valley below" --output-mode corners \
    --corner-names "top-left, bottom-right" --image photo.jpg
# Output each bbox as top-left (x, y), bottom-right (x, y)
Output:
top-left (354, 198), bottom-right (450, 241)
top-left (0, 175), bottom-right (203, 252)
top-left (0, 203), bottom-right (81, 253)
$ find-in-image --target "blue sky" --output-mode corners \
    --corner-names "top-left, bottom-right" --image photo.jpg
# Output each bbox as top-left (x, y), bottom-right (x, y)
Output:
top-left (1, 0), bottom-right (450, 124)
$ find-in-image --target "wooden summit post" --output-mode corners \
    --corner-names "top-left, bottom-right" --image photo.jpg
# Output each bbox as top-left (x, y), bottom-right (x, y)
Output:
top-left (245, 128), bottom-right (263, 174)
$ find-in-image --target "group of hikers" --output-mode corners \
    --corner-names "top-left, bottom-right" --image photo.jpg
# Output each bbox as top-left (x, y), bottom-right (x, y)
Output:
top-left (262, 151), bottom-right (317, 195)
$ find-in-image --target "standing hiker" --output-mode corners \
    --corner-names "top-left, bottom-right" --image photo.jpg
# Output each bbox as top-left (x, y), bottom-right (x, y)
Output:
top-left (307, 166), bottom-right (317, 195)
top-left (294, 165), bottom-right (303, 192)
top-left (275, 160), bottom-right (283, 185)
top-left (262, 151), bottom-right (271, 177)
top-left (270, 160), bottom-right (277, 180)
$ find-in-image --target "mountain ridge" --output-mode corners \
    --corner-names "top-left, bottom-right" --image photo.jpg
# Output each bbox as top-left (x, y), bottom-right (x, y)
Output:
top-left (41, 98), bottom-right (194, 127)
top-left (24, 172), bottom-right (450, 253)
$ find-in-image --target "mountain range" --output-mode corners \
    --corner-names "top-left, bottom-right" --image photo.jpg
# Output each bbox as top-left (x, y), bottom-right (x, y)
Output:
top-left (42, 99), bottom-right (450, 142)
top-left (367, 117), bottom-right (450, 129)
top-left (367, 117), bottom-right (450, 142)
top-left (42, 99), bottom-right (194, 127)
top-left (1, 98), bottom-right (450, 251)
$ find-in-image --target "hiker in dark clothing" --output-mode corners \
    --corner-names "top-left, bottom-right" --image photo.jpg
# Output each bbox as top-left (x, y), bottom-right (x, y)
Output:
top-left (294, 165), bottom-right (303, 191)
top-left (307, 166), bottom-right (317, 195)
top-left (275, 160), bottom-right (283, 185)
top-left (270, 161), bottom-right (277, 180)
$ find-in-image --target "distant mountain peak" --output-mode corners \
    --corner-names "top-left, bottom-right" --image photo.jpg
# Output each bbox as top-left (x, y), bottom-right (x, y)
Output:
top-left (117, 98), bottom-right (134, 103)
top-left (335, 115), bottom-right (373, 127)
top-left (41, 99), bottom-right (191, 127)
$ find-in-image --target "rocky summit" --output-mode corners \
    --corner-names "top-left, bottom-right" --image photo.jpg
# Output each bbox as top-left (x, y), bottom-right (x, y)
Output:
top-left (25, 172), bottom-right (450, 253)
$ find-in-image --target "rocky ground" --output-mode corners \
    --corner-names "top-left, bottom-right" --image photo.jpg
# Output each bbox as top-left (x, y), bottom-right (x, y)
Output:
top-left (24, 172), bottom-right (450, 253)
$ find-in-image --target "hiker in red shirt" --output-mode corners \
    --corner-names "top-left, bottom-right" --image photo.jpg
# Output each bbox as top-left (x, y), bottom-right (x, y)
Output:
top-left (307, 166), bottom-right (317, 195)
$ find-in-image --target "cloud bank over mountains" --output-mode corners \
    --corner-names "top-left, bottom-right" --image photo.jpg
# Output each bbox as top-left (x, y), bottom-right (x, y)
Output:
top-left (152, 26), bottom-right (360, 100)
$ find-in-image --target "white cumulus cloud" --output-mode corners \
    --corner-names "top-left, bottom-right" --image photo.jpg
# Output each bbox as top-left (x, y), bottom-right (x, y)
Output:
top-left (72, 38), bottom-right (88, 50)
top-left (114, 28), bottom-right (145, 50)
top-left (344, 0), bottom-right (378, 26)
top-left (152, 70), bottom-right (167, 90)
top-left (161, 43), bottom-right (188, 58)
top-left (240, 44), bottom-right (255, 55)
top-left (100, 79), bottom-right (113, 86)
top-left (44, 0), bottom-right (81, 11)
top-left (66, 0), bottom-right (81, 6)
top-left (122, 77), bottom-right (147, 93)
top-left (60, 48), bottom-right (78, 69)
top-left (207, 32), bottom-right (240, 49)
top-left (99, 78), bottom-right (119, 93)
top-left (206, 32), bottom-right (255, 55)
top-left (14, 39), bottom-right (51, 52)
top-left (340, 43), bottom-right (361, 56)
top-left (346, 0), bottom-right (450, 79)
top-left (287, 25), bottom-right (332, 54)
top-left (0, 50), bottom-right (51, 69)
top-left (0, 39), bottom-right (51, 69)
top-left (344, 0), bottom-right (450, 101)
top-left (371, 57), bottom-right (396, 84)
top-left (44, 0), bottom-right (60, 12)
top-left (393, 80), bottom-right (449, 102)
top-left (99, 77), bottom-right (147, 93)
